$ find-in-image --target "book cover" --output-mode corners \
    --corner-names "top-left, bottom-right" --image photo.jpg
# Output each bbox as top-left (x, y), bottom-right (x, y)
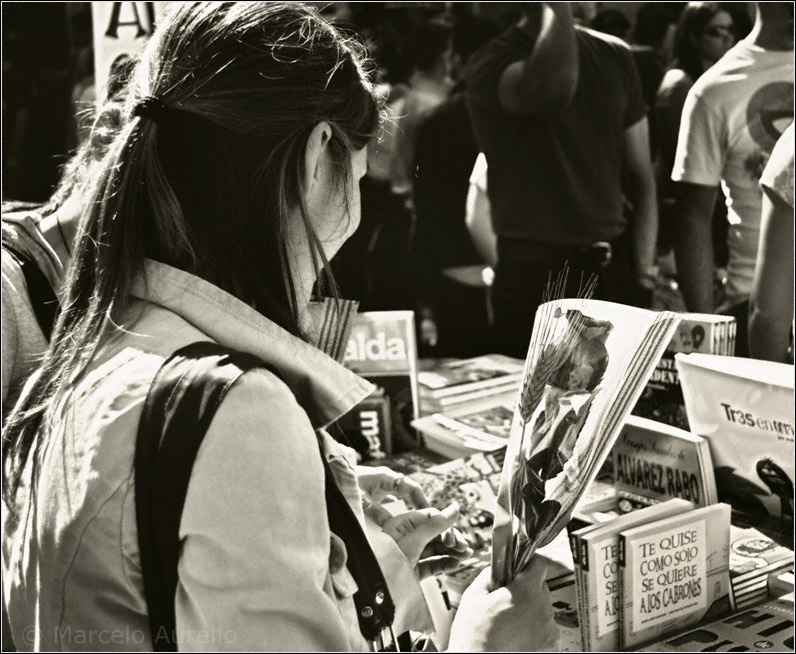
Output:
top-left (412, 413), bottom-right (508, 460)
top-left (618, 503), bottom-right (732, 649)
top-left (638, 593), bottom-right (794, 652)
top-left (419, 382), bottom-right (519, 412)
top-left (417, 354), bottom-right (523, 398)
top-left (573, 498), bottom-right (694, 651)
top-left (613, 415), bottom-right (718, 507)
top-left (431, 403), bottom-right (513, 444)
top-left (343, 311), bottom-right (420, 454)
top-left (633, 314), bottom-right (735, 430)
top-left (491, 295), bottom-right (680, 589)
top-left (729, 525), bottom-right (794, 583)
top-left (334, 390), bottom-right (392, 459)
top-left (548, 575), bottom-right (583, 652)
top-left (676, 354), bottom-right (794, 526)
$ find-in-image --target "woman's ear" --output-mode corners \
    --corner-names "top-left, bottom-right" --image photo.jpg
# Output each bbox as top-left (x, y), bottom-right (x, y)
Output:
top-left (304, 121), bottom-right (333, 197)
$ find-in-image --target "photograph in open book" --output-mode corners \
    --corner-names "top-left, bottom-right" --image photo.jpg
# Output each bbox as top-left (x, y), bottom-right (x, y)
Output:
top-left (491, 297), bottom-right (680, 588)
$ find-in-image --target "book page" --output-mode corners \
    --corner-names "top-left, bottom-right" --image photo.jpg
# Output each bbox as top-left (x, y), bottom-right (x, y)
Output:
top-left (491, 299), bottom-right (679, 587)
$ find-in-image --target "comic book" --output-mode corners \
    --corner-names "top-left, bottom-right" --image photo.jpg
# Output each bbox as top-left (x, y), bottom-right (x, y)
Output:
top-left (490, 295), bottom-right (679, 588)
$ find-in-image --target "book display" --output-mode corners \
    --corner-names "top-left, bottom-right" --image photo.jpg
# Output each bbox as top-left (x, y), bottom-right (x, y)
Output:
top-left (571, 499), bottom-right (694, 651)
top-left (632, 314), bottom-right (735, 430)
top-left (349, 306), bottom-right (793, 653)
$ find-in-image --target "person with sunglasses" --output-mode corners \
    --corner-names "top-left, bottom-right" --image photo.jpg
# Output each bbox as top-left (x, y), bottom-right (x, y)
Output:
top-left (654, 2), bottom-right (737, 270)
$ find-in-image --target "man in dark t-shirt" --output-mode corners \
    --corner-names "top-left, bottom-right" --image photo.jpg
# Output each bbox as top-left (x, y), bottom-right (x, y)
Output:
top-left (466, 3), bottom-right (659, 358)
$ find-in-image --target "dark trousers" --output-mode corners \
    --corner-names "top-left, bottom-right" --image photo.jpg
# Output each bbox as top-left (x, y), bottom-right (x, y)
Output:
top-left (492, 233), bottom-right (651, 359)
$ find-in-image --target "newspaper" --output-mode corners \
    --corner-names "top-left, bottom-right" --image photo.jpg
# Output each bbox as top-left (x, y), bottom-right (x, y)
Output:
top-left (491, 298), bottom-right (680, 588)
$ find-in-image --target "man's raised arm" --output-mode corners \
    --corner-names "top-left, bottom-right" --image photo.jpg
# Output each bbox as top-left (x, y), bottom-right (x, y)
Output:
top-left (498, 3), bottom-right (579, 113)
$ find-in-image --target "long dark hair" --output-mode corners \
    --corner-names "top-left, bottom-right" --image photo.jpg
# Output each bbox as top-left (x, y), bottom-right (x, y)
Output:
top-left (3, 2), bottom-right (380, 509)
top-left (672, 2), bottom-right (730, 81)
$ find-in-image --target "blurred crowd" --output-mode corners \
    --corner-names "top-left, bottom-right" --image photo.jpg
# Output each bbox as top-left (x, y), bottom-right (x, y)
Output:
top-left (3, 2), bottom-right (794, 363)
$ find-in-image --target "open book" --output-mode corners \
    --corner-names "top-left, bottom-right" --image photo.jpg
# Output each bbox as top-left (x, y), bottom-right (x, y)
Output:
top-left (491, 299), bottom-right (680, 588)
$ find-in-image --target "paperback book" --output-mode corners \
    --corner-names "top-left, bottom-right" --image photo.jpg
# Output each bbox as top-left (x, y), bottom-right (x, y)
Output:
top-left (676, 354), bottom-right (794, 528)
top-left (613, 415), bottom-right (718, 508)
top-left (638, 593), bottom-right (794, 652)
top-left (618, 502), bottom-right (732, 649)
top-left (571, 498), bottom-right (694, 651)
top-left (729, 524), bottom-right (794, 610)
top-left (633, 314), bottom-right (735, 430)
top-left (419, 383), bottom-right (519, 414)
top-left (490, 292), bottom-right (680, 589)
top-left (412, 394), bottom-right (515, 459)
top-left (342, 311), bottom-right (420, 456)
top-left (417, 354), bottom-right (524, 399)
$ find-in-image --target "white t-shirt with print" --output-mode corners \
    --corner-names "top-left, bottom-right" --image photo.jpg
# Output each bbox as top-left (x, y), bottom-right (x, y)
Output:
top-left (672, 39), bottom-right (794, 303)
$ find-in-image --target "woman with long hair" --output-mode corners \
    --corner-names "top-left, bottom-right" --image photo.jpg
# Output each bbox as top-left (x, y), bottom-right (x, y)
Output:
top-left (654, 2), bottom-right (736, 256)
top-left (2, 3), bottom-right (557, 651)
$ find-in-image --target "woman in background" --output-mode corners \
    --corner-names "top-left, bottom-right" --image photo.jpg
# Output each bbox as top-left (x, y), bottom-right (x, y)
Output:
top-left (654, 2), bottom-right (736, 260)
top-left (2, 3), bottom-right (557, 651)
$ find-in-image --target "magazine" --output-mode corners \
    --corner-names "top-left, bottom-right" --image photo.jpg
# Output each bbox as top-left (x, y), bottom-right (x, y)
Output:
top-left (675, 354), bottom-right (794, 527)
top-left (417, 354), bottom-right (524, 398)
top-left (342, 310), bottom-right (420, 455)
top-left (490, 297), bottom-right (679, 588)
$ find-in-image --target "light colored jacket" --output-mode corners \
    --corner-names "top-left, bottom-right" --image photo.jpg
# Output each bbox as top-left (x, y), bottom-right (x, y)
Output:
top-left (1, 212), bottom-right (64, 414)
top-left (3, 260), bottom-right (431, 651)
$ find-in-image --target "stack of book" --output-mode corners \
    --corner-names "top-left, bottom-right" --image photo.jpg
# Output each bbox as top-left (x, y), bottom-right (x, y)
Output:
top-left (633, 313), bottom-right (735, 430)
top-left (571, 499), bottom-right (732, 650)
top-left (411, 399), bottom-right (514, 459)
top-left (729, 525), bottom-right (794, 610)
top-left (417, 354), bottom-right (523, 414)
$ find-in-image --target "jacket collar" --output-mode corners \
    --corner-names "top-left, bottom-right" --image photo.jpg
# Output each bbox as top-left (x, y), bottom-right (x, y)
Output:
top-left (131, 260), bottom-right (374, 428)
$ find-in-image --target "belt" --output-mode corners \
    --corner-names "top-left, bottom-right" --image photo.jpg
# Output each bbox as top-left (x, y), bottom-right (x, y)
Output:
top-left (498, 239), bottom-right (614, 268)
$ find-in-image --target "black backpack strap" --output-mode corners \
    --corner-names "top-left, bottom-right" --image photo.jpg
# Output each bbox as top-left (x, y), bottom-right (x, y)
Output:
top-left (3, 242), bottom-right (59, 339)
top-left (135, 341), bottom-right (395, 651)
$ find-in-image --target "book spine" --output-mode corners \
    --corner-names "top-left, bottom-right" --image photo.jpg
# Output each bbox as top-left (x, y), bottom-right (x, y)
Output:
top-left (581, 548), bottom-right (595, 651)
top-left (617, 534), bottom-right (627, 650)
top-left (424, 373), bottom-right (522, 399)
top-left (572, 536), bottom-right (590, 651)
top-left (698, 440), bottom-right (718, 505)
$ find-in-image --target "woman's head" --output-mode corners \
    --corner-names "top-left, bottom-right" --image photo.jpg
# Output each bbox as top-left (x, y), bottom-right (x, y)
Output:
top-left (673, 3), bottom-right (735, 79)
top-left (105, 1), bottom-right (380, 329)
top-left (3, 1), bottom-right (380, 508)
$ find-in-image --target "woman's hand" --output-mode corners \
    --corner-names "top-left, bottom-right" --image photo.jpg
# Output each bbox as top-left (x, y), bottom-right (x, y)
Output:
top-left (357, 467), bottom-right (472, 578)
top-left (356, 466), bottom-right (429, 509)
top-left (448, 557), bottom-right (559, 652)
top-left (379, 503), bottom-right (473, 579)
